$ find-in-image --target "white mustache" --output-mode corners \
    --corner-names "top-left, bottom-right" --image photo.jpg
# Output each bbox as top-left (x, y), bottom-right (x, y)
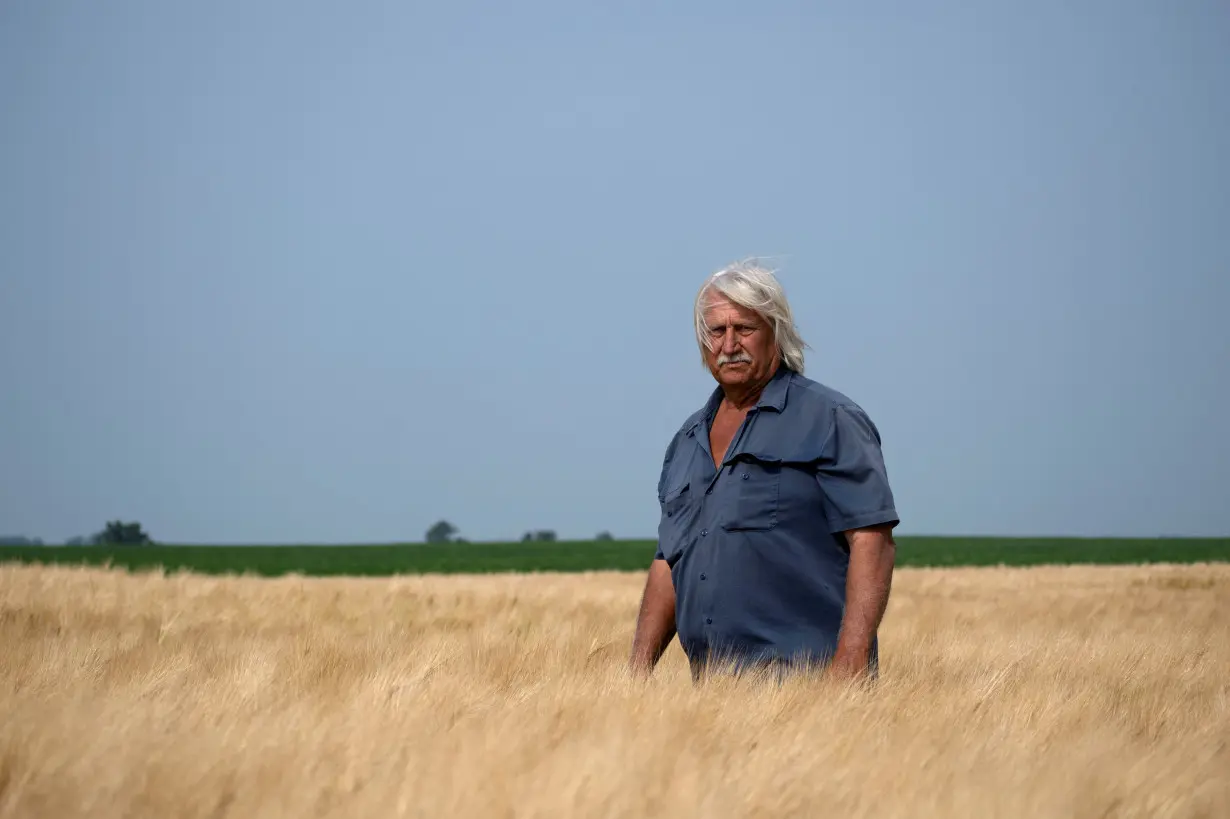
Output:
top-left (717, 352), bottom-right (753, 366)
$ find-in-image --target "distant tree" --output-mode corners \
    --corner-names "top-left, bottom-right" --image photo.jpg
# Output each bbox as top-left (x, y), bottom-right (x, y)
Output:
top-left (94, 521), bottom-right (153, 545)
top-left (425, 520), bottom-right (459, 544)
top-left (521, 530), bottom-right (557, 542)
top-left (65, 536), bottom-right (86, 546)
top-left (595, 531), bottom-right (613, 542)
top-left (0, 535), bottom-right (42, 546)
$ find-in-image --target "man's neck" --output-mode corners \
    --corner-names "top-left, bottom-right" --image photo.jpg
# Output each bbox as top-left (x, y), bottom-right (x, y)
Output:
top-left (719, 364), bottom-right (780, 412)
top-left (720, 385), bottom-right (763, 412)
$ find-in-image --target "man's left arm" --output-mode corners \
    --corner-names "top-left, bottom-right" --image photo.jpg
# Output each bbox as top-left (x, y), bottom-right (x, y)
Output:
top-left (832, 524), bottom-right (896, 677)
top-left (814, 404), bottom-right (901, 679)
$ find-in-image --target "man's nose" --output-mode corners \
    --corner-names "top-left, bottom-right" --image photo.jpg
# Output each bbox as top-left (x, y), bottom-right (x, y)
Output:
top-left (720, 328), bottom-right (741, 354)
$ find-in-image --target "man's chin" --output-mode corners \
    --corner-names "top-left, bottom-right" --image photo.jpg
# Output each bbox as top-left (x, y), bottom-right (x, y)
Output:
top-left (715, 367), bottom-right (753, 386)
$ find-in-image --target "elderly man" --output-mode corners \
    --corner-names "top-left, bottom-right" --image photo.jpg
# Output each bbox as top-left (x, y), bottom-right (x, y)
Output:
top-left (629, 261), bottom-right (900, 682)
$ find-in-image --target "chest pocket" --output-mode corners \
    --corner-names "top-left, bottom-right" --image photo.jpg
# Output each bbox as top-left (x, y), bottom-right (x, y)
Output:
top-left (657, 481), bottom-right (702, 564)
top-left (720, 453), bottom-right (781, 531)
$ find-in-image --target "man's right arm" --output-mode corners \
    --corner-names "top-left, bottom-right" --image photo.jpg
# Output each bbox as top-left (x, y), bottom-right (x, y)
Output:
top-left (628, 557), bottom-right (676, 676)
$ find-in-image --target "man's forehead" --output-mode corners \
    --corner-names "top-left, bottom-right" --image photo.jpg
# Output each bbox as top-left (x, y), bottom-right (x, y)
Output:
top-left (704, 296), bottom-right (762, 324)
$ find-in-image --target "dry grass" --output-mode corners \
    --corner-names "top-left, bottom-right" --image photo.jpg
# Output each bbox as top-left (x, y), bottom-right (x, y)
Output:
top-left (1, 561), bottom-right (1228, 818)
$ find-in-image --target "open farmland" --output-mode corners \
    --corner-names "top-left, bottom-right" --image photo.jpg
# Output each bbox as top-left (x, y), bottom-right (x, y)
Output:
top-left (1, 562), bottom-right (1227, 817)
top-left (1, 536), bottom-right (1228, 577)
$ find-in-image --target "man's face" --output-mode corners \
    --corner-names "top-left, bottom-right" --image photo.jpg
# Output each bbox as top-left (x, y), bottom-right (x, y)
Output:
top-left (702, 294), bottom-right (780, 390)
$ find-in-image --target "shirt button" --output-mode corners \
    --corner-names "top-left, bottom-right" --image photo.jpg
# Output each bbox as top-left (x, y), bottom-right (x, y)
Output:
top-left (700, 573), bottom-right (707, 580)
top-left (742, 473), bottom-right (750, 480)
top-left (706, 618), bottom-right (713, 624)
top-left (701, 529), bottom-right (708, 537)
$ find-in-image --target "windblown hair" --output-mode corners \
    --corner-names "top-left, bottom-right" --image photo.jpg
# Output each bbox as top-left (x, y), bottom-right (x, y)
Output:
top-left (694, 259), bottom-right (808, 374)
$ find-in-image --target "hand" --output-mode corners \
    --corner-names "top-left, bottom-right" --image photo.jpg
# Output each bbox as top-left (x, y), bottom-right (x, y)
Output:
top-left (627, 653), bottom-right (656, 680)
top-left (826, 644), bottom-right (870, 683)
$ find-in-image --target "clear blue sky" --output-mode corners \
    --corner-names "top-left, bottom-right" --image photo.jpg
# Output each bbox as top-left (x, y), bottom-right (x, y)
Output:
top-left (2, 1), bottom-right (1227, 544)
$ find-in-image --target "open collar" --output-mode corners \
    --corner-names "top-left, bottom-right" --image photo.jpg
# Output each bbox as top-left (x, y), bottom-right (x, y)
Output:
top-left (685, 365), bottom-right (793, 439)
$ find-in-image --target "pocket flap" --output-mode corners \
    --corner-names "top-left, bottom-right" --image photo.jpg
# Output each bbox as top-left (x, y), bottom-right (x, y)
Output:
top-left (661, 481), bottom-right (690, 504)
top-left (725, 451), bottom-right (783, 467)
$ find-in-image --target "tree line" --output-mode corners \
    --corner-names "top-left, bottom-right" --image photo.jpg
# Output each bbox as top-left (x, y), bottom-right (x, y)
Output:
top-left (1, 520), bottom-right (154, 547)
top-left (3, 520), bottom-right (618, 546)
top-left (424, 520), bottom-right (614, 544)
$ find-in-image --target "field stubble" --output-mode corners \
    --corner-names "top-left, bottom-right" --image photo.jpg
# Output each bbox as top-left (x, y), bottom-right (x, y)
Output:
top-left (1, 562), bottom-right (1227, 818)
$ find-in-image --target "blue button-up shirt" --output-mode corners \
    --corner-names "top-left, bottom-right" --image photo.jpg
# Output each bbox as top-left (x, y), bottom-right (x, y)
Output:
top-left (654, 365), bottom-right (900, 672)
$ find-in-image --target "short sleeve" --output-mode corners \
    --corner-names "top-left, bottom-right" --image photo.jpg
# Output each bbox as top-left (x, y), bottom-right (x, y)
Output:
top-left (653, 436), bottom-right (674, 561)
top-left (816, 404), bottom-right (900, 534)
top-left (654, 475), bottom-right (668, 559)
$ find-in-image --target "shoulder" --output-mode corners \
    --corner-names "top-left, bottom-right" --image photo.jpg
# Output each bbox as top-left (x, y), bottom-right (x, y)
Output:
top-left (655, 399), bottom-right (712, 497)
top-left (659, 404), bottom-right (706, 462)
top-left (782, 372), bottom-right (884, 446)
top-left (785, 371), bottom-right (862, 413)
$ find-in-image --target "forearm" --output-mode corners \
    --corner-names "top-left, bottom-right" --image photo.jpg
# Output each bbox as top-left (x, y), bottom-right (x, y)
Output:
top-left (629, 559), bottom-right (677, 674)
top-left (836, 525), bottom-right (896, 659)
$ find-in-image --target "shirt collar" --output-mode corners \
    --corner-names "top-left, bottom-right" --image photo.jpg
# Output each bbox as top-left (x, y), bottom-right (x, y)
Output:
top-left (687, 364), bottom-right (794, 436)
top-left (755, 363), bottom-right (792, 412)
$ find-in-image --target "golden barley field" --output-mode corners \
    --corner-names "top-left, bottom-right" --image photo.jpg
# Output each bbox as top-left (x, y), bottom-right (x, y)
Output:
top-left (1, 561), bottom-right (1227, 818)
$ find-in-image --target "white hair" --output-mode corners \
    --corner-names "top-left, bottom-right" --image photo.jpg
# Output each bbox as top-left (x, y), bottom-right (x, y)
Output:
top-left (694, 259), bottom-right (808, 374)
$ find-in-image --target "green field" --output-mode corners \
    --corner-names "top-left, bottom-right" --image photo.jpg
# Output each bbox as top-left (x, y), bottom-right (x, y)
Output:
top-left (1, 537), bottom-right (1227, 577)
